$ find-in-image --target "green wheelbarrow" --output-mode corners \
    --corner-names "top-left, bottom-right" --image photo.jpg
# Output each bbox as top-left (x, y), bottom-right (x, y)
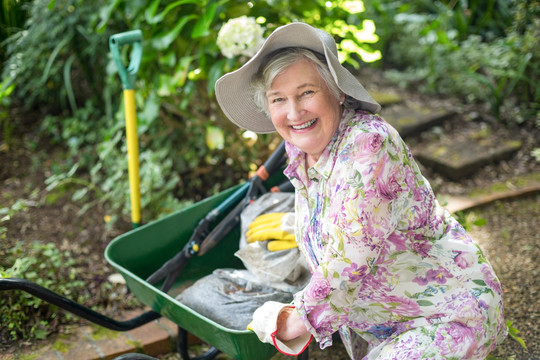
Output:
top-left (106, 179), bottom-right (290, 360)
top-left (0, 140), bottom-right (306, 360)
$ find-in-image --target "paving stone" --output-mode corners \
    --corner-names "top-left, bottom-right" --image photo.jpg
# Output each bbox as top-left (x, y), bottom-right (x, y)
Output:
top-left (381, 103), bottom-right (456, 138)
top-left (414, 134), bottom-right (523, 180)
top-left (38, 327), bottom-right (101, 360)
top-left (127, 318), bottom-right (175, 356)
top-left (80, 325), bottom-right (129, 360)
top-left (370, 90), bottom-right (404, 107)
top-left (6, 311), bottom-right (180, 360)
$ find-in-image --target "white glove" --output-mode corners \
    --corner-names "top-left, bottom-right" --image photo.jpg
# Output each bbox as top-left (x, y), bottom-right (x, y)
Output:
top-left (247, 301), bottom-right (312, 356)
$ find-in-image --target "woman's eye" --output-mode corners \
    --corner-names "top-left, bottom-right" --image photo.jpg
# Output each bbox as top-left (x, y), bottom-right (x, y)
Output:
top-left (271, 97), bottom-right (284, 103)
top-left (303, 90), bottom-right (315, 96)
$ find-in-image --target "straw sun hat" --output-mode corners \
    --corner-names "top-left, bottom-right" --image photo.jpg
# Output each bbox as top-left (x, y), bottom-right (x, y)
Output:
top-left (215, 22), bottom-right (381, 134)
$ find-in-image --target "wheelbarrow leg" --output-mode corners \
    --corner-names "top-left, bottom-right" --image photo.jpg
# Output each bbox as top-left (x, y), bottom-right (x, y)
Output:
top-left (112, 354), bottom-right (159, 360)
top-left (177, 326), bottom-right (221, 360)
top-left (297, 347), bottom-right (309, 360)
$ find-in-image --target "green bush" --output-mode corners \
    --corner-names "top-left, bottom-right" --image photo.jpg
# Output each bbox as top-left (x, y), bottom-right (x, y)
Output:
top-left (364, 0), bottom-right (540, 127)
top-left (0, 0), bottom-right (31, 64)
top-left (1, 0), bottom-right (119, 114)
top-left (0, 242), bottom-right (88, 342)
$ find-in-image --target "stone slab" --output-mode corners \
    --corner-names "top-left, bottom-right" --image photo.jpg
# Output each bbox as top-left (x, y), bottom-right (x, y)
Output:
top-left (370, 90), bottom-right (404, 108)
top-left (414, 134), bottom-right (523, 180)
top-left (6, 310), bottom-right (178, 360)
top-left (381, 103), bottom-right (456, 138)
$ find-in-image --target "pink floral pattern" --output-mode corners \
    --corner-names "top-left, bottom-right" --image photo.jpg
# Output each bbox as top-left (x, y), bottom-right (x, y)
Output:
top-left (284, 109), bottom-right (507, 358)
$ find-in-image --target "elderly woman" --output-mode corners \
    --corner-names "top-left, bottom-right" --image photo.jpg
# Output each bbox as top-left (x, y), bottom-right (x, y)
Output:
top-left (215, 22), bottom-right (506, 359)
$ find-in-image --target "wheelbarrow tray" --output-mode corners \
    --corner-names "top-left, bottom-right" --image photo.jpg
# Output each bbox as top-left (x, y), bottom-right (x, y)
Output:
top-left (105, 185), bottom-right (278, 360)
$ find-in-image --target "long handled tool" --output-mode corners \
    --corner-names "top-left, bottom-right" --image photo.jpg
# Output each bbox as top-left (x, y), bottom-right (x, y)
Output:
top-left (109, 30), bottom-right (143, 228)
top-left (146, 141), bottom-right (289, 292)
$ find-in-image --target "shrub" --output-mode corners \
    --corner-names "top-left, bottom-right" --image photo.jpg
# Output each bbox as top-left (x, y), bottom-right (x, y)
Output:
top-left (364, 0), bottom-right (539, 127)
top-left (0, 242), bottom-right (88, 342)
top-left (1, 0), bottom-right (119, 114)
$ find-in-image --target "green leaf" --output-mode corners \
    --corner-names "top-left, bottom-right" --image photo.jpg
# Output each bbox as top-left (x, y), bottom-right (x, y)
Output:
top-left (72, 188), bottom-right (88, 202)
top-left (191, 2), bottom-right (218, 39)
top-left (506, 321), bottom-right (528, 350)
top-left (205, 126), bottom-right (224, 150)
top-left (146, 0), bottom-right (200, 24)
top-left (63, 54), bottom-right (77, 113)
top-left (96, 0), bottom-right (122, 32)
top-left (472, 279), bottom-right (487, 286)
top-left (34, 328), bottom-right (48, 339)
top-left (144, 0), bottom-right (161, 24)
top-left (152, 15), bottom-right (197, 50)
top-left (473, 218), bottom-right (487, 227)
top-left (207, 59), bottom-right (226, 96)
top-left (41, 36), bottom-right (71, 85)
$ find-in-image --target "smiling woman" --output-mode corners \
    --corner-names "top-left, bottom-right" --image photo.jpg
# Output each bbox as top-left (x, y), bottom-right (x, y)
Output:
top-left (215, 22), bottom-right (507, 360)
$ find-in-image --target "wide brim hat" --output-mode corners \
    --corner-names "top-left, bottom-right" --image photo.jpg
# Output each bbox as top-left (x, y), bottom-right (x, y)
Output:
top-left (215, 22), bottom-right (381, 134)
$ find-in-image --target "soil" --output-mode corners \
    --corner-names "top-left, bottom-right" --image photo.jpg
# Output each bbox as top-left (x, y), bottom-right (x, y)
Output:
top-left (1, 77), bottom-right (539, 359)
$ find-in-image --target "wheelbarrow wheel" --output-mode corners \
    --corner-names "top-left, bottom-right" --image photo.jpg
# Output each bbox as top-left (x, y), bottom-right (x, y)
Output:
top-left (112, 354), bottom-right (159, 360)
top-left (177, 326), bottom-right (221, 360)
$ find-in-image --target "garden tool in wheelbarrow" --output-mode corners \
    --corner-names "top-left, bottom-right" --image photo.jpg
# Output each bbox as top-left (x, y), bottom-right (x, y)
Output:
top-left (109, 29), bottom-right (143, 228)
top-left (146, 140), bottom-right (292, 293)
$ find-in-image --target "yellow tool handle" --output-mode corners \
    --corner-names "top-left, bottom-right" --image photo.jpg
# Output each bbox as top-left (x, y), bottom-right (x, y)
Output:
top-left (124, 89), bottom-right (141, 226)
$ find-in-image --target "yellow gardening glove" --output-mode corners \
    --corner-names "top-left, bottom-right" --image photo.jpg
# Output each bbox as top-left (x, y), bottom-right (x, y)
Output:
top-left (246, 212), bottom-right (297, 251)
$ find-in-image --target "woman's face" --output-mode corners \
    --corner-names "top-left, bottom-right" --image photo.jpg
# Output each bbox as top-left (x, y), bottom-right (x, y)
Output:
top-left (266, 59), bottom-right (343, 166)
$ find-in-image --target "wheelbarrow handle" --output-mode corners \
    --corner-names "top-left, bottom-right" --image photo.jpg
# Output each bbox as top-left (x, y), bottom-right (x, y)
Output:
top-left (146, 141), bottom-right (288, 292)
top-left (0, 277), bottom-right (161, 331)
top-left (254, 140), bottom-right (286, 181)
top-left (109, 30), bottom-right (143, 90)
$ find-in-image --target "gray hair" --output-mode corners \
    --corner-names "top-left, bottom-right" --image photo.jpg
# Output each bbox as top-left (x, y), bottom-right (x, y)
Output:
top-left (251, 48), bottom-right (361, 117)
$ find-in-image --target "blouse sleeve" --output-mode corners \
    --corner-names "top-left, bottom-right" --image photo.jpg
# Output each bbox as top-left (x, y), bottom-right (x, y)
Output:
top-left (294, 119), bottom-right (418, 347)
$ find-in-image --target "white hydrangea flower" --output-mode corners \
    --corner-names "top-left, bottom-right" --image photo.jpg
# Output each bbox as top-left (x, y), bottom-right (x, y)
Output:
top-left (217, 16), bottom-right (264, 58)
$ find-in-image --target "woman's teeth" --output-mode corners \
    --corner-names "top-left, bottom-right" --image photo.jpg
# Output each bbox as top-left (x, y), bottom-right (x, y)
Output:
top-left (292, 119), bottom-right (316, 130)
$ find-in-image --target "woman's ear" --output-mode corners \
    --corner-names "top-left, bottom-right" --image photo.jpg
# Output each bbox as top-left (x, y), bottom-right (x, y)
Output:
top-left (340, 94), bottom-right (346, 105)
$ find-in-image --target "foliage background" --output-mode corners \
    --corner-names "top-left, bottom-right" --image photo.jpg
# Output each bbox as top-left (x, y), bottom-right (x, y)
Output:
top-left (1, 0), bottom-right (538, 226)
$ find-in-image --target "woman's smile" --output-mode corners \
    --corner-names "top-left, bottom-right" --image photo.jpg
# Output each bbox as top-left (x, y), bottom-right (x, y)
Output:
top-left (291, 118), bottom-right (318, 130)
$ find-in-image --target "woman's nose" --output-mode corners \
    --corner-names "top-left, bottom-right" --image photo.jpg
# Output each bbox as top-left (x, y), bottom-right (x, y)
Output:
top-left (287, 99), bottom-right (303, 121)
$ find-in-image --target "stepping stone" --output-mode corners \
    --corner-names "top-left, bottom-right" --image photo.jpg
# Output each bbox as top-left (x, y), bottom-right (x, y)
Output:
top-left (414, 132), bottom-right (523, 180)
top-left (370, 90), bottom-right (404, 107)
top-left (381, 102), bottom-right (456, 138)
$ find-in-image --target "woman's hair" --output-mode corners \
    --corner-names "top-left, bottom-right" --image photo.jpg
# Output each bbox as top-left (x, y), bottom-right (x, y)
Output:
top-left (251, 47), bottom-right (361, 117)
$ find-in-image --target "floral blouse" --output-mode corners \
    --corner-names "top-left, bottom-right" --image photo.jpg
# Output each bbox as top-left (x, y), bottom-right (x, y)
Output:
top-left (284, 109), bottom-right (506, 355)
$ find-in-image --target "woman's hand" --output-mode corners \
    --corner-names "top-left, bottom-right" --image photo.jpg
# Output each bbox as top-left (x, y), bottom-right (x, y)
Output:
top-left (276, 307), bottom-right (309, 341)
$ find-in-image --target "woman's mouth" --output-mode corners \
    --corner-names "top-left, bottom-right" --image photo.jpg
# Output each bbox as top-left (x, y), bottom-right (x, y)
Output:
top-left (291, 118), bottom-right (317, 130)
